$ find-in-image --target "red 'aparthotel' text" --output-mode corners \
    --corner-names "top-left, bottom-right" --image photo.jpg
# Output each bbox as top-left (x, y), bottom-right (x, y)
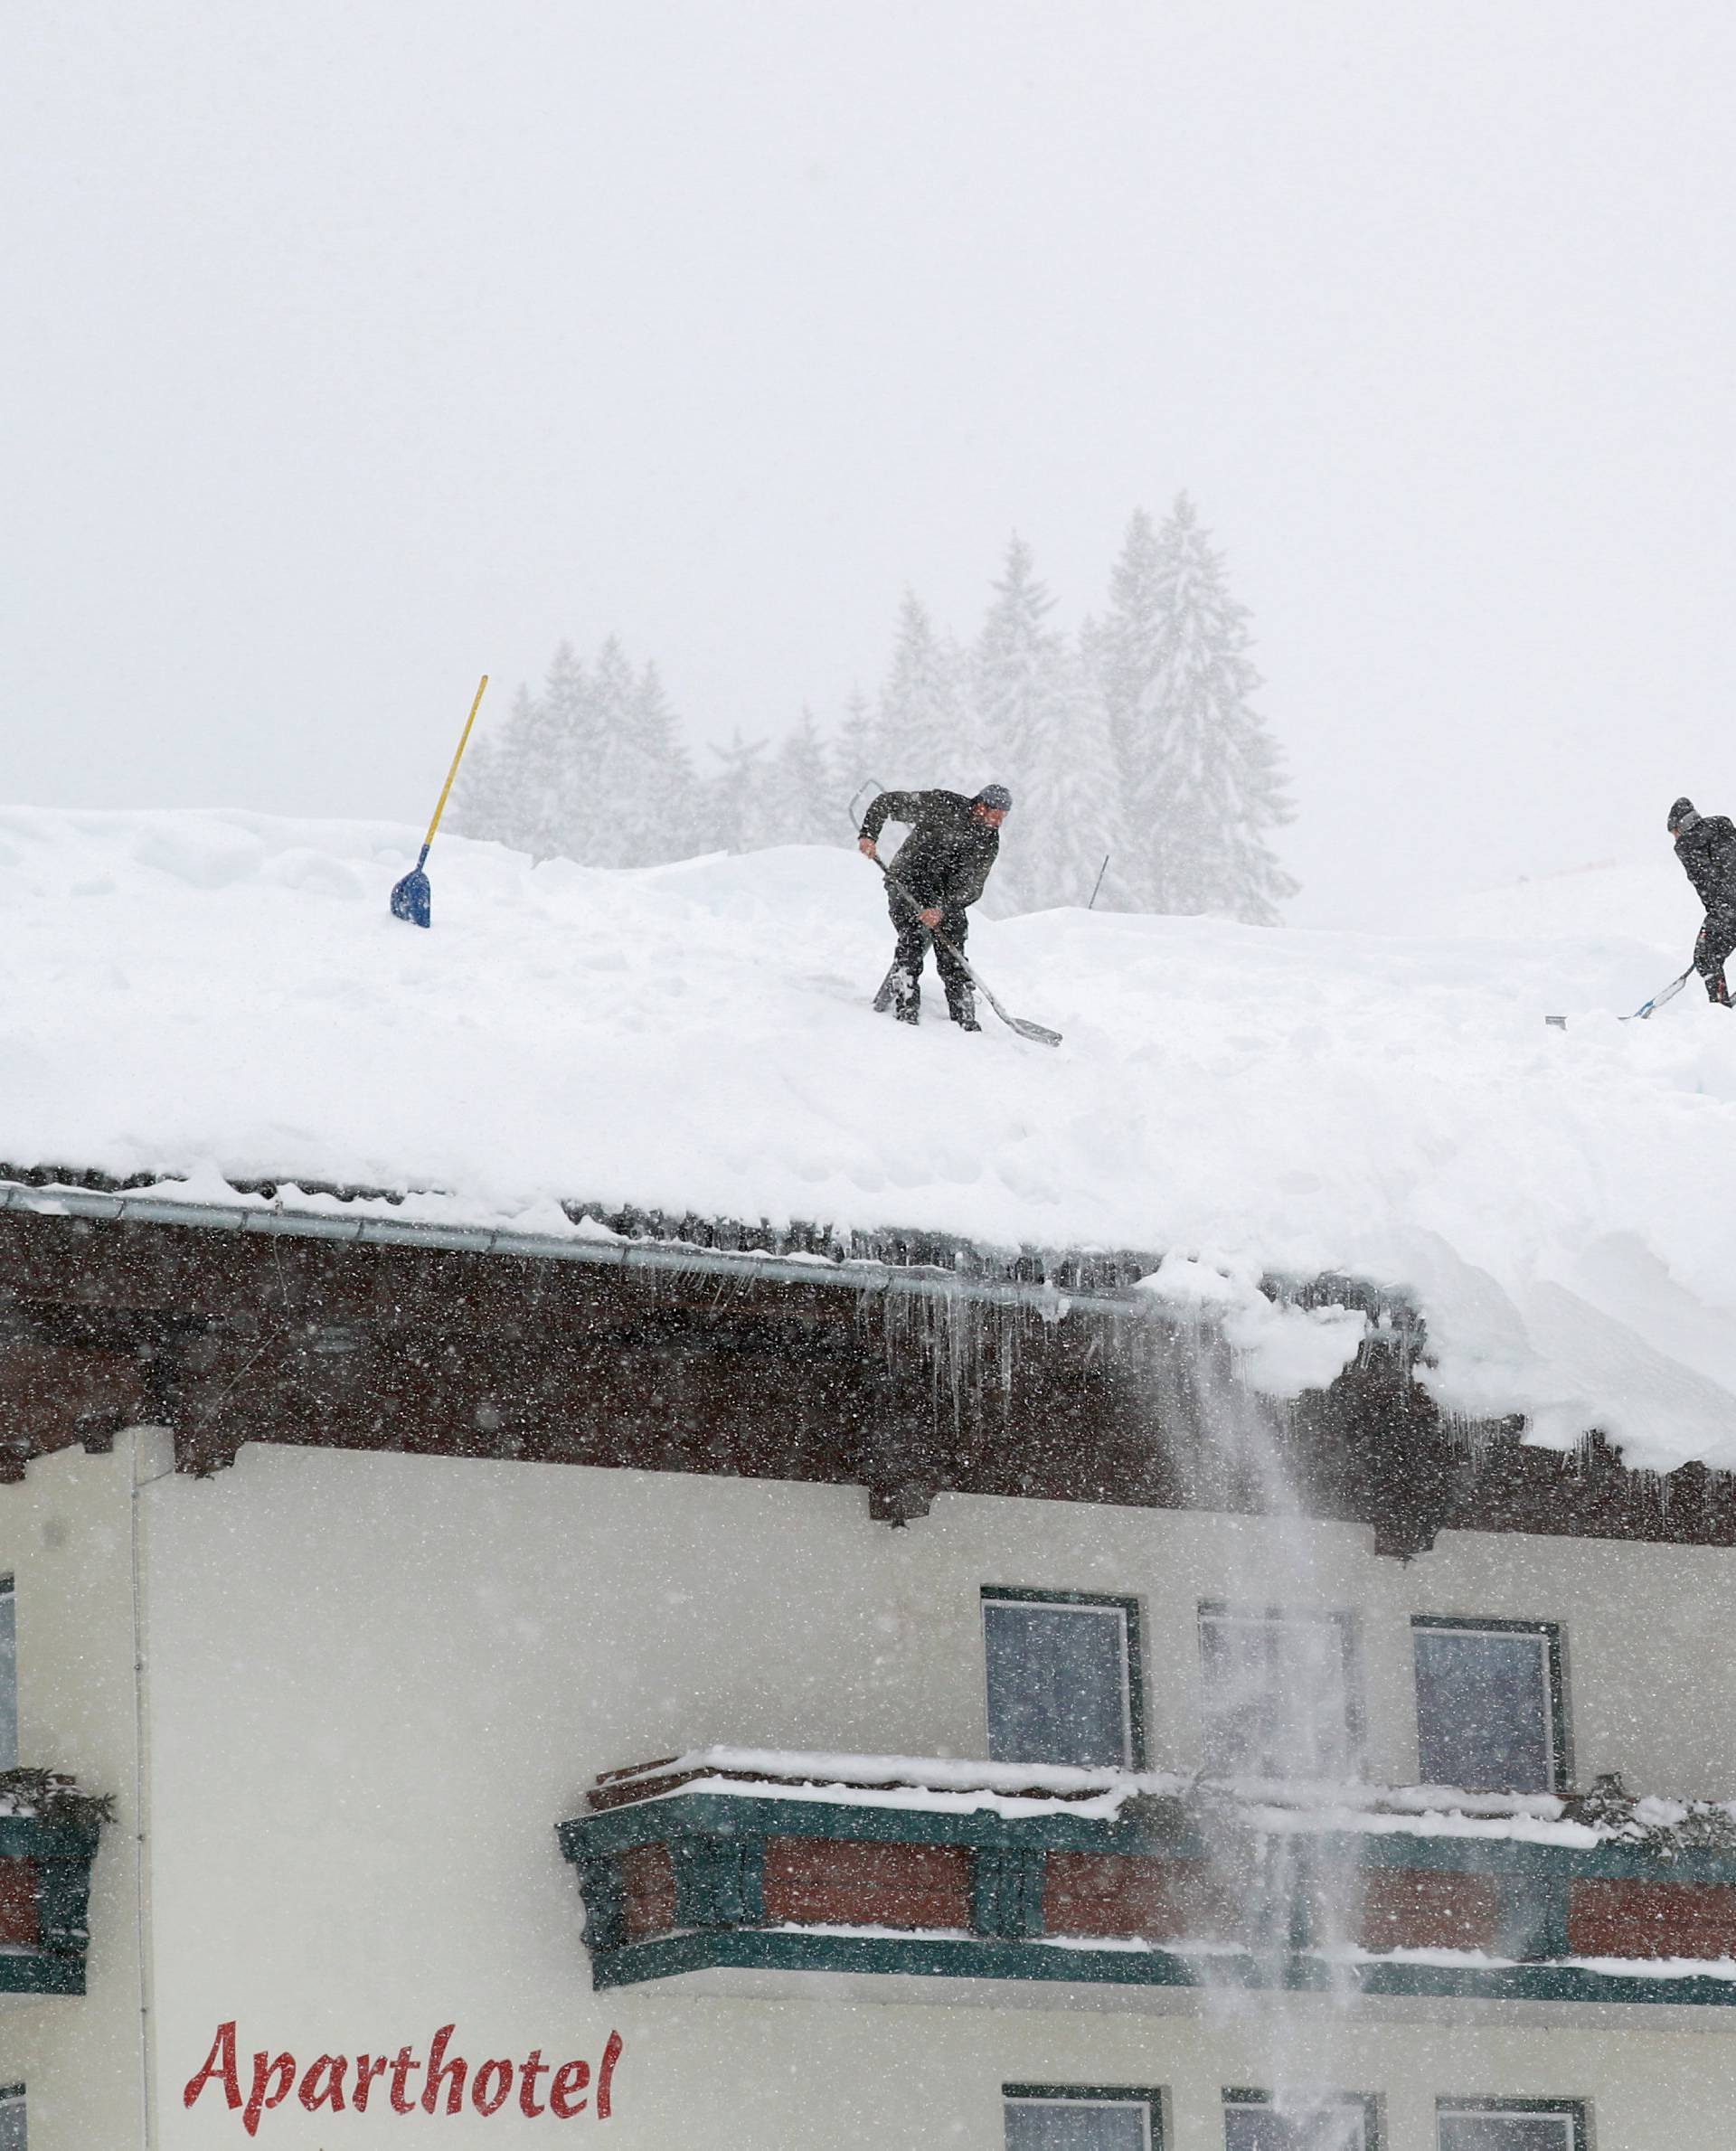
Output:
top-left (184, 2024), bottom-right (624, 2136)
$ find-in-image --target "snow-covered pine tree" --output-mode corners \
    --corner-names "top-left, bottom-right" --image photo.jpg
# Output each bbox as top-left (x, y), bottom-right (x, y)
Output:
top-left (586, 637), bottom-right (656, 867)
top-left (1096, 509), bottom-right (1165, 910)
top-left (875, 591), bottom-right (974, 793)
top-left (1039, 615), bottom-right (1126, 910)
top-left (703, 731), bottom-right (778, 854)
top-left (1133, 495), bottom-right (1296, 922)
top-left (448, 658), bottom-right (587, 864)
top-left (527, 640), bottom-right (599, 863)
top-left (770, 706), bottom-right (835, 845)
top-left (970, 535), bottom-right (1080, 911)
top-left (832, 689), bottom-right (881, 825)
top-left (577, 642), bottom-right (701, 867)
top-left (447, 726), bottom-right (506, 847)
top-left (629, 660), bottom-right (698, 862)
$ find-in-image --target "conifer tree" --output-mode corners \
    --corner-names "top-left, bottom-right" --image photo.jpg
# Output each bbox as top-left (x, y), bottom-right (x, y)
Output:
top-left (1097, 509), bottom-right (1165, 909)
top-left (630, 661), bottom-right (698, 862)
top-left (582, 637), bottom-right (639, 866)
top-left (1148, 496), bottom-right (1295, 921)
top-left (589, 636), bottom-right (699, 867)
top-left (448, 729), bottom-right (506, 846)
top-left (875, 592), bottom-right (973, 792)
top-left (705, 731), bottom-right (778, 854)
top-left (450, 663), bottom-right (585, 864)
top-left (1038, 616), bottom-right (1125, 910)
top-left (832, 689), bottom-right (882, 823)
top-left (1100, 499), bottom-right (1295, 921)
top-left (972, 535), bottom-right (1074, 910)
top-left (529, 641), bottom-right (597, 863)
top-left (451, 639), bottom-right (703, 869)
top-left (771, 706), bottom-right (835, 844)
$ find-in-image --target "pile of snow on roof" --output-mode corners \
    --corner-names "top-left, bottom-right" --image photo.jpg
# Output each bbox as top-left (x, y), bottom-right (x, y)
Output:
top-left (5, 805), bottom-right (1736, 1476)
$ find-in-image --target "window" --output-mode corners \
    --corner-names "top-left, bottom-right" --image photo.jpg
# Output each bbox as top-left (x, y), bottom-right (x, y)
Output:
top-left (983, 1590), bottom-right (1143, 1770)
top-left (1005, 2084), bottom-right (1163, 2150)
top-left (1199, 1605), bottom-right (1359, 1779)
top-left (1438, 2099), bottom-right (1586, 2151)
top-left (1412, 1620), bottom-right (1565, 1794)
top-left (0, 2085), bottom-right (24, 2151)
top-left (1223, 2089), bottom-right (1378, 2151)
top-left (0, 1580), bottom-right (15, 1772)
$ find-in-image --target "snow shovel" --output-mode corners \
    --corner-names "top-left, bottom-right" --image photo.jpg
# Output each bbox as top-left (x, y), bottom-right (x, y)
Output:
top-left (1621, 966), bottom-right (1695, 1021)
top-left (390, 674), bottom-right (488, 928)
top-left (863, 852), bottom-right (1062, 1048)
top-left (1545, 965), bottom-right (1694, 1029)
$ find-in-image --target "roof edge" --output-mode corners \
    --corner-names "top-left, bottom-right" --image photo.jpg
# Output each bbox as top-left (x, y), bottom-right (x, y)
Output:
top-left (0, 1178), bottom-right (1160, 1320)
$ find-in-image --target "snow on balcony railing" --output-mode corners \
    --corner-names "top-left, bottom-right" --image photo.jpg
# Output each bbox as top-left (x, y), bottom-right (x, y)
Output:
top-left (560, 1750), bottom-right (1736, 2007)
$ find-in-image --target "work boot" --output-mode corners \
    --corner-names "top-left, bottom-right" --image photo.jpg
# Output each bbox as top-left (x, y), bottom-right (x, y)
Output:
top-left (947, 987), bottom-right (981, 1033)
top-left (890, 968), bottom-right (921, 1024)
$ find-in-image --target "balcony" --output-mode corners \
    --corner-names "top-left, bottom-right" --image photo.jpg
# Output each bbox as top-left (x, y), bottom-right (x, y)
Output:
top-left (559, 1750), bottom-right (1736, 2009)
top-left (0, 1774), bottom-right (108, 1998)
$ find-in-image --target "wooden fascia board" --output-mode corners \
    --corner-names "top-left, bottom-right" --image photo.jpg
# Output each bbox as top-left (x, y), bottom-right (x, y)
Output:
top-left (583, 1926), bottom-right (1736, 2007)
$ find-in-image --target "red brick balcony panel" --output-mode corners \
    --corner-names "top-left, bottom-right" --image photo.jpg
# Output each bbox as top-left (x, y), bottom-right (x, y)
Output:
top-left (1043, 1853), bottom-right (1235, 1943)
top-left (762, 1837), bottom-right (971, 1930)
top-left (1569, 1879), bottom-right (1736, 1961)
top-left (618, 1843), bottom-right (676, 1941)
top-left (1358, 1867), bottom-right (1499, 1953)
top-left (0, 1863), bottom-right (37, 1950)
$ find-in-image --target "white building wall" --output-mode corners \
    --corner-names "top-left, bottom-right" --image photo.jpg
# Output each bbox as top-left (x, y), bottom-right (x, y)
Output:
top-left (0, 1430), bottom-right (165, 2149)
top-left (7, 1436), bottom-right (1736, 2144)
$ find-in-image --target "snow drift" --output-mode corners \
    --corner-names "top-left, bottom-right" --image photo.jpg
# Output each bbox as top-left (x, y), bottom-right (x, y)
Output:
top-left (5, 805), bottom-right (1735, 1476)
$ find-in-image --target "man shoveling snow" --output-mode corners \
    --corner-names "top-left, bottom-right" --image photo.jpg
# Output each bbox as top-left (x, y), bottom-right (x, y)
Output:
top-left (856, 785), bottom-right (1011, 1030)
top-left (1668, 796), bottom-right (1736, 1007)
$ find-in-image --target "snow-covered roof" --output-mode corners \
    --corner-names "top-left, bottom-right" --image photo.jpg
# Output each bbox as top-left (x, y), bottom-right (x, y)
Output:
top-left (6, 804), bottom-right (1736, 1475)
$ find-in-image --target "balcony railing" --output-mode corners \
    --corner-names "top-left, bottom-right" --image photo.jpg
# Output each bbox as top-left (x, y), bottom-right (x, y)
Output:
top-left (558, 1750), bottom-right (1736, 2008)
top-left (0, 1773), bottom-right (108, 1998)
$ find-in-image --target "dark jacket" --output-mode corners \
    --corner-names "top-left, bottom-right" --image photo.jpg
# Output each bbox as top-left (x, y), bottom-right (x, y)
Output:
top-left (1675, 814), bottom-right (1736, 920)
top-left (859, 790), bottom-right (1000, 913)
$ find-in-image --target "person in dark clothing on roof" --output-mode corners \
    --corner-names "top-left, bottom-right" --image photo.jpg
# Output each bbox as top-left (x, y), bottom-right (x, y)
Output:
top-left (857, 785), bottom-right (1012, 1029)
top-left (1667, 797), bottom-right (1736, 1005)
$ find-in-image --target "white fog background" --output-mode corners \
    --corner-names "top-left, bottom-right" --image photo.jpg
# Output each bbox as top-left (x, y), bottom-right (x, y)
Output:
top-left (6, 1), bottom-right (1733, 924)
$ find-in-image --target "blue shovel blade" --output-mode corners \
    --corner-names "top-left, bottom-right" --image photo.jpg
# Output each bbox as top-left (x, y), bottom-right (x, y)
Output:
top-left (389, 868), bottom-right (431, 928)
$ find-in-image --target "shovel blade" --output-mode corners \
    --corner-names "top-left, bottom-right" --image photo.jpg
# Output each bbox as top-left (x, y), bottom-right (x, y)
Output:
top-left (1010, 1016), bottom-right (1063, 1048)
top-left (390, 868), bottom-right (431, 928)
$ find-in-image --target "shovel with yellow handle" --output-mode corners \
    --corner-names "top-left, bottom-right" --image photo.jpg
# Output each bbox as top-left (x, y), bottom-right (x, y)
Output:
top-left (390, 675), bottom-right (488, 929)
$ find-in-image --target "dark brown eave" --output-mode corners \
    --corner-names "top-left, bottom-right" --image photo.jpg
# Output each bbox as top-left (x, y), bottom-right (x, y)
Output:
top-left (0, 1184), bottom-right (1732, 1559)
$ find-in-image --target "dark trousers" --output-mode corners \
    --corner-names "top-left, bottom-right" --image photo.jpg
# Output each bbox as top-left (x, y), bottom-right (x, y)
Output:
top-left (1696, 914), bottom-right (1736, 1004)
top-left (888, 895), bottom-right (972, 1017)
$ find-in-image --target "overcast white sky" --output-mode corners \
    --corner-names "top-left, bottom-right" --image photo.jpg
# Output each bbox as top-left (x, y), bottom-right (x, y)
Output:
top-left (7, 2), bottom-right (1734, 921)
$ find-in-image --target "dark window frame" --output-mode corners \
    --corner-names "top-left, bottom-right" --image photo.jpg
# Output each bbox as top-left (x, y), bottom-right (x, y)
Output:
top-left (1437, 2095), bottom-right (1587, 2151)
top-left (1223, 2086), bottom-right (1382, 2150)
top-left (982, 1587), bottom-right (1146, 1771)
top-left (1004, 2080), bottom-right (1165, 2149)
top-left (1411, 1617), bottom-right (1570, 1795)
top-left (1197, 1601), bottom-right (1365, 1777)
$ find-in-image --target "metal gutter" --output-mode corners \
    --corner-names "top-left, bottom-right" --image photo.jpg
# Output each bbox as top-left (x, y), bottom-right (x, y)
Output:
top-left (0, 1179), bottom-right (1158, 1321)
